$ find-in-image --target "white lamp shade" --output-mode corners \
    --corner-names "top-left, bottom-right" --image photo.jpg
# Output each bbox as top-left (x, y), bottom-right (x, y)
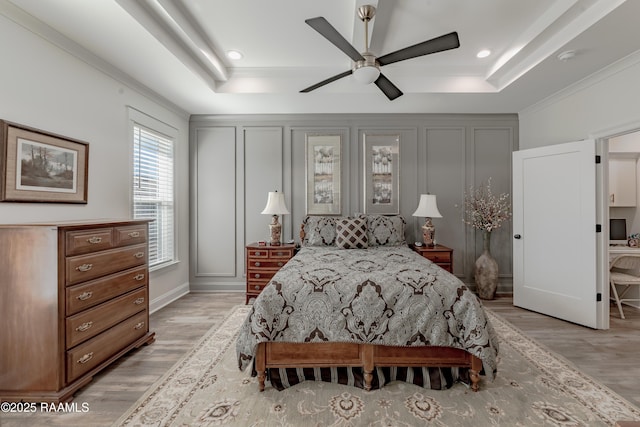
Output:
top-left (353, 65), bottom-right (380, 84)
top-left (261, 191), bottom-right (290, 215)
top-left (412, 194), bottom-right (442, 218)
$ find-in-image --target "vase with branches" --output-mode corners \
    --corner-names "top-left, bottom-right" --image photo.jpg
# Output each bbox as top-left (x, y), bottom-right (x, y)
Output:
top-left (463, 178), bottom-right (511, 299)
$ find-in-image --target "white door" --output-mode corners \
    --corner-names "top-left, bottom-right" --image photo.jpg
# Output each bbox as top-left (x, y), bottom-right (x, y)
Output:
top-left (512, 140), bottom-right (599, 328)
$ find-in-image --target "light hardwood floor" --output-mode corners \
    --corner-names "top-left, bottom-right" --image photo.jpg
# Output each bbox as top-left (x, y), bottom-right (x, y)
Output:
top-left (1, 293), bottom-right (638, 426)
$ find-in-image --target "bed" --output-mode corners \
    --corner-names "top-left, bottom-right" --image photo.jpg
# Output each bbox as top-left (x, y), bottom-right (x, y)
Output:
top-left (236, 214), bottom-right (499, 392)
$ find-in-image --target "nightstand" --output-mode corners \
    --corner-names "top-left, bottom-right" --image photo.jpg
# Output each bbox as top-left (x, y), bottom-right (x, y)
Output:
top-left (245, 243), bottom-right (296, 304)
top-left (410, 243), bottom-right (453, 273)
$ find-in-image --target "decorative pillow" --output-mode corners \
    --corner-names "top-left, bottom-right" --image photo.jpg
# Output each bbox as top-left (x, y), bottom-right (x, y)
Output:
top-left (301, 216), bottom-right (337, 246)
top-left (366, 214), bottom-right (406, 246)
top-left (335, 217), bottom-right (369, 249)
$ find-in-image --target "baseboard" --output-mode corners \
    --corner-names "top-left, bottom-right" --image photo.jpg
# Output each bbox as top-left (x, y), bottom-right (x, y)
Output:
top-left (462, 280), bottom-right (513, 296)
top-left (189, 282), bottom-right (245, 293)
top-left (150, 282), bottom-right (190, 314)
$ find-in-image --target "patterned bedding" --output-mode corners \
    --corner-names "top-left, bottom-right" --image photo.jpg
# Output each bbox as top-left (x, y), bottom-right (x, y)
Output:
top-left (236, 245), bottom-right (499, 389)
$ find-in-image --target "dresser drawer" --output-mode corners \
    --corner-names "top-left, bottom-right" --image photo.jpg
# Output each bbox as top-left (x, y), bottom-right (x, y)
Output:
top-left (247, 248), bottom-right (270, 258)
top-left (66, 244), bottom-right (147, 285)
top-left (114, 225), bottom-right (147, 247)
top-left (66, 287), bottom-right (147, 348)
top-left (247, 281), bottom-right (269, 294)
top-left (66, 310), bottom-right (148, 383)
top-left (247, 259), bottom-right (289, 269)
top-left (425, 251), bottom-right (451, 263)
top-left (66, 266), bottom-right (148, 315)
top-left (246, 269), bottom-right (277, 282)
top-left (268, 248), bottom-right (294, 259)
top-left (65, 228), bottom-right (114, 256)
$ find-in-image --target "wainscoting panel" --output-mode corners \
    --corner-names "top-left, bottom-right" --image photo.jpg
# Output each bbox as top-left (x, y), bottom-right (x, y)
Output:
top-left (424, 127), bottom-right (466, 277)
top-left (194, 127), bottom-right (236, 277)
top-left (471, 127), bottom-right (514, 279)
top-left (244, 127), bottom-right (285, 245)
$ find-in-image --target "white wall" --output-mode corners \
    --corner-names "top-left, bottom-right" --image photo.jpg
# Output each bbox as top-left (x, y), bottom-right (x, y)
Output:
top-left (519, 51), bottom-right (640, 315)
top-left (519, 51), bottom-right (640, 149)
top-left (0, 14), bottom-right (190, 311)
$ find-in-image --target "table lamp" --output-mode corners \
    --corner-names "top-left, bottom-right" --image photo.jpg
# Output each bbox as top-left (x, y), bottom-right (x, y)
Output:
top-left (412, 194), bottom-right (442, 246)
top-left (261, 191), bottom-right (290, 245)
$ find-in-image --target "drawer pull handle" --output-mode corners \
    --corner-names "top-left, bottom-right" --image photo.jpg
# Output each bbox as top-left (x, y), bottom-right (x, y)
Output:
top-left (77, 352), bottom-right (94, 364)
top-left (134, 297), bottom-right (145, 305)
top-left (75, 321), bottom-right (93, 332)
top-left (134, 321), bottom-right (145, 330)
top-left (77, 291), bottom-right (93, 301)
top-left (254, 262), bottom-right (261, 267)
top-left (276, 252), bottom-right (284, 256)
top-left (128, 231), bottom-right (141, 238)
top-left (278, 262), bottom-right (283, 267)
top-left (254, 273), bottom-right (261, 279)
top-left (134, 273), bottom-right (145, 281)
top-left (134, 252), bottom-right (145, 259)
top-left (87, 236), bottom-right (102, 244)
top-left (255, 252), bottom-right (262, 256)
top-left (76, 263), bottom-right (93, 272)
top-left (255, 285), bottom-right (260, 290)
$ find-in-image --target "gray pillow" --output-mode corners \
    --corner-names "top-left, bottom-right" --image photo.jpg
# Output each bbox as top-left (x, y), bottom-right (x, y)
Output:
top-left (301, 216), bottom-right (337, 246)
top-left (366, 214), bottom-right (406, 246)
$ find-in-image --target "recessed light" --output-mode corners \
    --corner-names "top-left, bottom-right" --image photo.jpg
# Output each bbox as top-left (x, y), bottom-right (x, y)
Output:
top-left (226, 50), bottom-right (243, 60)
top-left (476, 50), bottom-right (491, 59)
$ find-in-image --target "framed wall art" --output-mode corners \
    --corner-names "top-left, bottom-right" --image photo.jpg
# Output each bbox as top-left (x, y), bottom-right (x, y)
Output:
top-left (0, 120), bottom-right (88, 203)
top-left (306, 134), bottom-right (341, 215)
top-left (363, 133), bottom-right (400, 214)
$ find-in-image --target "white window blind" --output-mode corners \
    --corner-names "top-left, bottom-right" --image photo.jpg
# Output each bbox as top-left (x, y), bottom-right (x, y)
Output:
top-left (133, 124), bottom-right (175, 267)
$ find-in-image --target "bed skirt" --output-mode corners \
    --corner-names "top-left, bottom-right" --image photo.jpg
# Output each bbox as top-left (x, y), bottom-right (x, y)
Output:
top-left (266, 366), bottom-right (471, 391)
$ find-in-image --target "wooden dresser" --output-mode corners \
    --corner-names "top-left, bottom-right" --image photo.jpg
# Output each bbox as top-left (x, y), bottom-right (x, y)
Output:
top-left (245, 243), bottom-right (296, 303)
top-left (0, 220), bottom-right (155, 403)
top-left (410, 243), bottom-right (454, 273)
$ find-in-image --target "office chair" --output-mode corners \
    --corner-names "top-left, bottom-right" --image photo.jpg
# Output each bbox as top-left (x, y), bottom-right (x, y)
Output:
top-left (609, 254), bottom-right (640, 319)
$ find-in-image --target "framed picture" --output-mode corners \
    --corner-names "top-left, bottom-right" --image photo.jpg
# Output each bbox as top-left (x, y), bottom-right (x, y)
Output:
top-left (306, 134), bottom-right (341, 215)
top-left (0, 120), bottom-right (88, 203)
top-left (363, 133), bottom-right (400, 214)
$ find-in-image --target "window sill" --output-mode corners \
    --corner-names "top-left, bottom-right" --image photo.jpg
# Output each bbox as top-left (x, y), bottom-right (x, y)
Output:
top-left (150, 259), bottom-right (180, 273)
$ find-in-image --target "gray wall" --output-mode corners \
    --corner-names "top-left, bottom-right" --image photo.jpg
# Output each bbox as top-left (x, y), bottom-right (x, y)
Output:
top-left (190, 114), bottom-right (518, 294)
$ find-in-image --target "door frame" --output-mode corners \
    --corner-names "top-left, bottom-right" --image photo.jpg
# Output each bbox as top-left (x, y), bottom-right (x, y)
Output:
top-left (591, 119), bottom-right (640, 329)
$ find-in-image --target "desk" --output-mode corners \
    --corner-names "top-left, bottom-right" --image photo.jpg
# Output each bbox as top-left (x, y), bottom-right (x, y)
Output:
top-left (609, 246), bottom-right (640, 266)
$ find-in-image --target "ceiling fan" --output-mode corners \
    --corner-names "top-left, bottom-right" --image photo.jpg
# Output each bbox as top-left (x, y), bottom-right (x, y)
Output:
top-left (301, 5), bottom-right (460, 101)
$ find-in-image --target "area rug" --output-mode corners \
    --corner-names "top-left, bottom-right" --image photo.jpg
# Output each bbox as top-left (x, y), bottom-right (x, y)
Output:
top-left (113, 305), bottom-right (640, 426)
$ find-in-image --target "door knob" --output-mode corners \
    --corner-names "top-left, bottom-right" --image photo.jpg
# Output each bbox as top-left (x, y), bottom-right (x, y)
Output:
top-left (514, 234), bottom-right (522, 239)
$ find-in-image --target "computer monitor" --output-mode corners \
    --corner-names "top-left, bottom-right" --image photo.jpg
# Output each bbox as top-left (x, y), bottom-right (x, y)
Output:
top-left (610, 218), bottom-right (628, 245)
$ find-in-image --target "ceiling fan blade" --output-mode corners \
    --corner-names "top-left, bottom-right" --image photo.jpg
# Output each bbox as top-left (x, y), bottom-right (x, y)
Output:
top-left (300, 70), bottom-right (353, 93)
top-left (305, 17), bottom-right (364, 62)
top-left (374, 73), bottom-right (403, 100)
top-left (377, 31), bottom-right (460, 66)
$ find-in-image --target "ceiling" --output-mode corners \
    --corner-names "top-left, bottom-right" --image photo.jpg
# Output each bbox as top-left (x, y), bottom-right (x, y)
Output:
top-left (3, 0), bottom-right (640, 115)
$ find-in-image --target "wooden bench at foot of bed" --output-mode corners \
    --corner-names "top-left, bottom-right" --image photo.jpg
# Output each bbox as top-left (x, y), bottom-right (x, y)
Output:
top-left (254, 341), bottom-right (482, 392)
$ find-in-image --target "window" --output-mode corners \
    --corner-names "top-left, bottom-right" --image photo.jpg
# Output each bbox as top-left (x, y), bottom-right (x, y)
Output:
top-left (131, 112), bottom-right (176, 268)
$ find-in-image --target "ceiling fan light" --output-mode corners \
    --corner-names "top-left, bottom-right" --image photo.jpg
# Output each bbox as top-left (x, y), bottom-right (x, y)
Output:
top-left (353, 65), bottom-right (380, 84)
